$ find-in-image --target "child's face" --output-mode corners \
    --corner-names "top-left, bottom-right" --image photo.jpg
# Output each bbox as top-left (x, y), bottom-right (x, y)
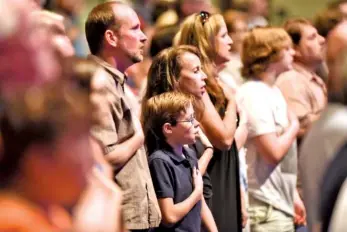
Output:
top-left (171, 104), bottom-right (199, 145)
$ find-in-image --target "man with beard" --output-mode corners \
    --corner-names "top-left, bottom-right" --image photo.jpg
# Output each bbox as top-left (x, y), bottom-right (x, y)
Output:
top-left (85, 1), bottom-right (161, 231)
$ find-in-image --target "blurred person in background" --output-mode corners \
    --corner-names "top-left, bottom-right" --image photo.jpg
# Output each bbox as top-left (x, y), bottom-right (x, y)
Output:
top-left (0, 0), bottom-right (61, 99)
top-left (237, 27), bottom-right (303, 232)
top-left (176, 11), bottom-right (246, 231)
top-left (175, 0), bottom-right (215, 22)
top-left (151, 0), bottom-right (178, 25)
top-left (30, 10), bottom-right (75, 59)
top-left (320, 142), bottom-right (347, 232)
top-left (328, 0), bottom-right (347, 17)
top-left (85, 1), bottom-right (161, 231)
top-left (313, 7), bottom-right (344, 81)
top-left (220, 9), bottom-right (248, 90)
top-left (246, 0), bottom-right (269, 29)
top-left (50, 0), bottom-right (89, 57)
top-left (0, 84), bottom-right (94, 231)
top-left (299, 20), bottom-right (347, 232)
top-left (276, 18), bottom-right (327, 144)
top-left (313, 8), bottom-right (344, 39)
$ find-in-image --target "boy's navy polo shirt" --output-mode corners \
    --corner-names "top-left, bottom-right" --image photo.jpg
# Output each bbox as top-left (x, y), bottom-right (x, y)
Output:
top-left (148, 147), bottom-right (202, 232)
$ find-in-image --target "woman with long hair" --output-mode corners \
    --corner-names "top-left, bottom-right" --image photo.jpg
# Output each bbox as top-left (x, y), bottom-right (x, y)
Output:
top-left (143, 41), bottom-right (242, 231)
top-left (175, 11), bottom-right (248, 231)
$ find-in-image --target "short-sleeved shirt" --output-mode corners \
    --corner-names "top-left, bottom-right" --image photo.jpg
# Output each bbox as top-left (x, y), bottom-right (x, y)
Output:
top-left (236, 80), bottom-right (297, 216)
top-left (149, 147), bottom-right (202, 232)
top-left (276, 63), bottom-right (327, 127)
top-left (89, 55), bottom-right (161, 230)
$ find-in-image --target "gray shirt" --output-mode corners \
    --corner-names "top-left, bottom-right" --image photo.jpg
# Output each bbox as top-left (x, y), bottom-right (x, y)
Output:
top-left (299, 103), bottom-right (347, 231)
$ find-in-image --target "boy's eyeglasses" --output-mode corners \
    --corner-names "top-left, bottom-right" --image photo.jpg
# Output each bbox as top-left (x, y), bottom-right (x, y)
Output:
top-left (199, 11), bottom-right (210, 25)
top-left (176, 115), bottom-right (196, 124)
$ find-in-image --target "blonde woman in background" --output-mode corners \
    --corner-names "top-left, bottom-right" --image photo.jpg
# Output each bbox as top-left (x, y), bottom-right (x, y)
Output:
top-left (176, 11), bottom-right (247, 231)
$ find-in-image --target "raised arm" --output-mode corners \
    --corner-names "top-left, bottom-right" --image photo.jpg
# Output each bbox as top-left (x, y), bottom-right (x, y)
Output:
top-left (196, 128), bottom-right (214, 175)
top-left (199, 91), bottom-right (237, 150)
top-left (253, 112), bottom-right (299, 165)
top-left (235, 104), bottom-right (248, 150)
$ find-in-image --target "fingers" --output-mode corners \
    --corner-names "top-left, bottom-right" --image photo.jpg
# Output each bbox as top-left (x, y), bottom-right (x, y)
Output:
top-left (294, 214), bottom-right (306, 226)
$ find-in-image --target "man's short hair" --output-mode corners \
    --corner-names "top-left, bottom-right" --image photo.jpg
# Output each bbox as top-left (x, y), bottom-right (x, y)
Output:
top-left (283, 18), bottom-right (312, 45)
top-left (328, 0), bottom-right (347, 9)
top-left (85, 1), bottom-right (125, 55)
top-left (241, 27), bottom-right (292, 78)
top-left (314, 8), bottom-right (343, 38)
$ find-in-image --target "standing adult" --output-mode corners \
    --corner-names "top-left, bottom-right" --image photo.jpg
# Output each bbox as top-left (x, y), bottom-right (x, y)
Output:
top-left (85, 1), bottom-right (161, 231)
top-left (176, 12), bottom-right (244, 231)
top-left (276, 18), bottom-right (327, 142)
top-left (299, 21), bottom-right (347, 232)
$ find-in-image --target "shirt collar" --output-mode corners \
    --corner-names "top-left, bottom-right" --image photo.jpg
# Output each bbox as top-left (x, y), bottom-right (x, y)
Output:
top-left (293, 63), bottom-right (319, 81)
top-left (163, 148), bottom-right (192, 166)
top-left (293, 62), bottom-right (327, 92)
top-left (88, 55), bottom-right (126, 85)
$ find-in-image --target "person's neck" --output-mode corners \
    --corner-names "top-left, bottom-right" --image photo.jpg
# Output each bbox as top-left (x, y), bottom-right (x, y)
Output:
top-left (215, 58), bottom-right (228, 73)
top-left (295, 60), bottom-right (318, 73)
top-left (166, 138), bottom-right (184, 157)
top-left (98, 50), bottom-right (131, 73)
top-left (233, 46), bottom-right (242, 56)
top-left (257, 69), bottom-right (277, 86)
top-left (217, 62), bottom-right (227, 73)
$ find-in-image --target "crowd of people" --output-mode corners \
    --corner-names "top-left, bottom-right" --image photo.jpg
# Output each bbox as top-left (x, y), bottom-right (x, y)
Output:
top-left (1, 0), bottom-right (347, 232)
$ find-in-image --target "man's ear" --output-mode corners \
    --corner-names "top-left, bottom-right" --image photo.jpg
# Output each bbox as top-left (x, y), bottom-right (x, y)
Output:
top-left (105, 29), bottom-right (118, 48)
top-left (162, 122), bottom-right (173, 136)
top-left (293, 45), bottom-right (301, 59)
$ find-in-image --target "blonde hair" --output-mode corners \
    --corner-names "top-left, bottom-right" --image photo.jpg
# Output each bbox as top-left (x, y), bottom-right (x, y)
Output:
top-left (142, 91), bottom-right (193, 154)
top-left (177, 13), bottom-right (225, 63)
top-left (241, 27), bottom-right (292, 78)
top-left (176, 12), bottom-right (226, 112)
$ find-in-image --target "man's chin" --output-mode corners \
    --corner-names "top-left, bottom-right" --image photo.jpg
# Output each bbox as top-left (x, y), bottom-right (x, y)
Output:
top-left (131, 55), bottom-right (143, 64)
